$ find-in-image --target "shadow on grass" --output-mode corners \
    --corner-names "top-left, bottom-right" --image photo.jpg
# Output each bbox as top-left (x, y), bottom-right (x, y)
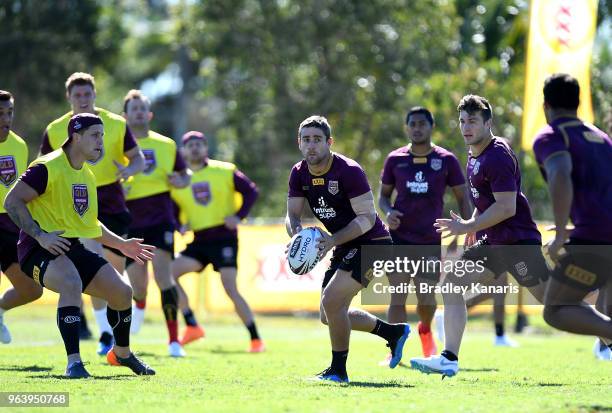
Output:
top-left (459, 368), bottom-right (499, 373)
top-left (349, 381), bottom-right (415, 389)
top-left (0, 365), bottom-right (53, 372)
top-left (577, 406), bottom-right (612, 412)
top-left (26, 374), bottom-right (135, 380)
top-left (208, 348), bottom-right (250, 355)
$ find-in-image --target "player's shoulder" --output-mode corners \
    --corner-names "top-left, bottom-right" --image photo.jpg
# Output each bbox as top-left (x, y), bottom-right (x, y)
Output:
top-left (96, 107), bottom-right (127, 126)
top-left (386, 145), bottom-right (410, 159)
top-left (431, 144), bottom-right (459, 159)
top-left (333, 152), bottom-right (363, 171)
top-left (533, 123), bottom-right (559, 145)
top-left (46, 111), bottom-right (72, 130)
top-left (31, 148), bottom-right (63, 167)
top-left (208, 158), bottom-right (236, 171)
top-left (148, 130), bottom-right (176, 146)
top-left (290, 159), bottom-right (308, 173)
top-left (8, 131), bottom-right (27, 147)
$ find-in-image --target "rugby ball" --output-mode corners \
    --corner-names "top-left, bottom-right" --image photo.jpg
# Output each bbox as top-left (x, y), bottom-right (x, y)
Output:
top-left (287, 227), bottom-right (322, 275)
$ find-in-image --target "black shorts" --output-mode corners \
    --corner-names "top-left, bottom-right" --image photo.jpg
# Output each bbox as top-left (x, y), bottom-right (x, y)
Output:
top-left (125, 222), bottom-right (175, 268)
top-left (550, 238), bottom-right (612, 292)
top-left (180, 238), bottom-right (238, 272)
top-left (0, 231), bottom-right (18, 272)
top-left (322, 239), bottom-right (393, 289)
top-left (461, 237), bottom-right (549, 287)
top-left (21, 239), bottom-right (108, 291)
top-left (391, 237), bottom-right (441, 282)
top-left (99, 211), bottom-right (132, 256)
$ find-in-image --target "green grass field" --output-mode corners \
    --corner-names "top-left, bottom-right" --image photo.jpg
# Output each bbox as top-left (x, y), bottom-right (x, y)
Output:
top-left (0, 305), bottom-right (610, 413)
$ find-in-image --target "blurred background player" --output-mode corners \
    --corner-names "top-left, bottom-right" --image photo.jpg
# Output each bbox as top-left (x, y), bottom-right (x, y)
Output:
top-left (378, 106), bottom-right (471, 361)
top-left (287, 115), bottom-right (410, 383)
top-left (40, 72), bottom-right (145, 355)
top-left (121, 90), bottom-right (190, 357)
top-left (533, 73), bottom-right (612, 360)
top-left (171, 131), bottom-right (264, 353)
top-left (5, 113), bottom-right (154, 378)
top-left (0, 90), bottom-right (43, 343)
top-left (411, 95), bottom-right (549, 377)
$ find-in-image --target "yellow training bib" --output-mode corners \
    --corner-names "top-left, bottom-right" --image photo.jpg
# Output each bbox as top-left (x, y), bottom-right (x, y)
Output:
top-left (0, 131), bottom-right (28, 214)
top-left (123, 131), bottom-right (179, 200)
top-left (27, 150), bottom-right (101, 239)
top-left (45, 107), bottom-right (129, 187)
top-left (171, 160), bottom-right (242, 231)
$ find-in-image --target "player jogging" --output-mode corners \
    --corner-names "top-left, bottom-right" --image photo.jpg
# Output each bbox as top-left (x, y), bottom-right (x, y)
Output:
top-left (171, 131), bottom-right (264, 353)
top-left (286, 115), bottom-right (410, 383)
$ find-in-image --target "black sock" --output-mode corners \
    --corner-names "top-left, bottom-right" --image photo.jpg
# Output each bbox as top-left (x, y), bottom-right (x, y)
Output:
top-left (331, 350), bottom-right (348, 373)
top-left (161, 287), bottom-right (178, 323)
top-left (246, 322), bottom-right (260, 340)
top-left (370, 319), bottom-right (404, 342)
top-left (107, 307), bottom-right (132, 347)
top-left (441, 349), bottom-right (458, 361)
top-left (79, 309), bottom-right (89, 330)
top-left (495, 323), bottom-right (504, 337)
top-left (182, 309), bottom-right (198, 327)
top-left (57, 306), bottom-right (81, 356)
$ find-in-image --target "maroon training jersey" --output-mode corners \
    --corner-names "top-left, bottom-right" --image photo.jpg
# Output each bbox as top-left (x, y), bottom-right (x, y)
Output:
top-left (381, 145), bottom-right (465, 244)
top-left (467, 137), bottom-right (540, 244)
top-left (288, 152), bottom-right (389, 246)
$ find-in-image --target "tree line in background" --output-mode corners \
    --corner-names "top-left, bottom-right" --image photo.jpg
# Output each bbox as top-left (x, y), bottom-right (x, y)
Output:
top-left (2, 0), bottom-right (611, 219)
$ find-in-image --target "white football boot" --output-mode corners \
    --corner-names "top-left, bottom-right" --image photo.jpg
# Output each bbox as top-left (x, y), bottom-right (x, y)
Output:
top-left (169, 341), bottom-right (186, 357)
top-left (410, 354), bottom-right (458, 377)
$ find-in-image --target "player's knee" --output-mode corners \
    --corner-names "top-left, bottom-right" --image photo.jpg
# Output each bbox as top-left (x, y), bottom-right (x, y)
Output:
top-left (109, 282), bottom-right (133, 309)
top-left (58, 276), bottom-right (82, 299)
top-left (23, 283), bottom-right (44, 301)
top-left (320, 311), bottom-right (328, 325)
top-left (321, 291), bottom-right (343, 314)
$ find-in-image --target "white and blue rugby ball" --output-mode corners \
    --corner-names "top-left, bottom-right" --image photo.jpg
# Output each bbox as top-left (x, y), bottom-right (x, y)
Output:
top-left (287, 227), bottom-right (322, 275)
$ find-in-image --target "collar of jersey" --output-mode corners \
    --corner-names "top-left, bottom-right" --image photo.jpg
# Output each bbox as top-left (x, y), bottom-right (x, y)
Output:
top-left (407, 143), bottom-right (434, 157)
top-left (308, 152), bottom-right (334, 176)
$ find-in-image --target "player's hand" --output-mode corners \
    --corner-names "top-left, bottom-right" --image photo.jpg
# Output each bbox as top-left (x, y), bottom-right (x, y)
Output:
top-left (168, 172), bottom-right (188, 188)
top-left (113, 161), bottom-right (134, 181)
top-left (316, 230), bottom-right (335, 259)
top-left (546, 236), bottom-right (567, 263)
top-left (224, 215), bottom-right (241, 230)
top-left (434, 210), bottom-right (471, 237)
top-left (386, 209), bottom-right (404, 230)
top-left (36, 230), bottom-right (71, 256)
top-left (119, 238), bottom-right (156, 265)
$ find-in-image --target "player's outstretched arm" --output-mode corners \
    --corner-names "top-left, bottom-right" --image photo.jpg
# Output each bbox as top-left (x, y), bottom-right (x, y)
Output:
top-left (115, 146), bottom-right (146, 180)
top-left (286, 196), bottom-right (305, 236)
top-left (95, 223), bottom-right (156, 265)
top-left (435, 191), bottom-right (516, 237)
top-left (168, 168), bottom-right (191, 189)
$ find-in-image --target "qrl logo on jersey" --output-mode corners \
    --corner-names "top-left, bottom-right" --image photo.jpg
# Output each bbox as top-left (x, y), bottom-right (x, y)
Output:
top-left (0, 155), bottom-right (17, 187)
top-left (142, 149), bottom-right (157, 175)
top-left (72, 184), bottom-right (89, 217)
top-left (192, 182), bottom-right (211, 206)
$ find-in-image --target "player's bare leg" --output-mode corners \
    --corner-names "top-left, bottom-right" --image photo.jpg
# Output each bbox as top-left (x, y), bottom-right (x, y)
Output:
top-left (220, 267), bottom-right (264, 352)
top-left (84, 263), bottom-right (154, 375)
top-left (173, 255), bottom-right (205, 345)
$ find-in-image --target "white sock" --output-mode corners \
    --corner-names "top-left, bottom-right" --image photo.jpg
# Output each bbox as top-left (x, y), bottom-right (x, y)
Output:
top-left (94, 307), bottom-right (113, 335)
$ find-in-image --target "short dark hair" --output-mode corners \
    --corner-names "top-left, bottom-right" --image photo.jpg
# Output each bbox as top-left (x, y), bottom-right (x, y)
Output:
top-left (457, 94), bottom-right (493, 122)
top-left (0, 90), bottom-right (13, 102)
top-left (406, 106), bottom-right (434, 126)
top-left (298, 115), bottom-right (332, 139)
top-left (543, 73), bottom-right (580, 111)
top-left (65, 72), bottom-right (96, 94)
top-left (123, 89), bottom-right (151, 113)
